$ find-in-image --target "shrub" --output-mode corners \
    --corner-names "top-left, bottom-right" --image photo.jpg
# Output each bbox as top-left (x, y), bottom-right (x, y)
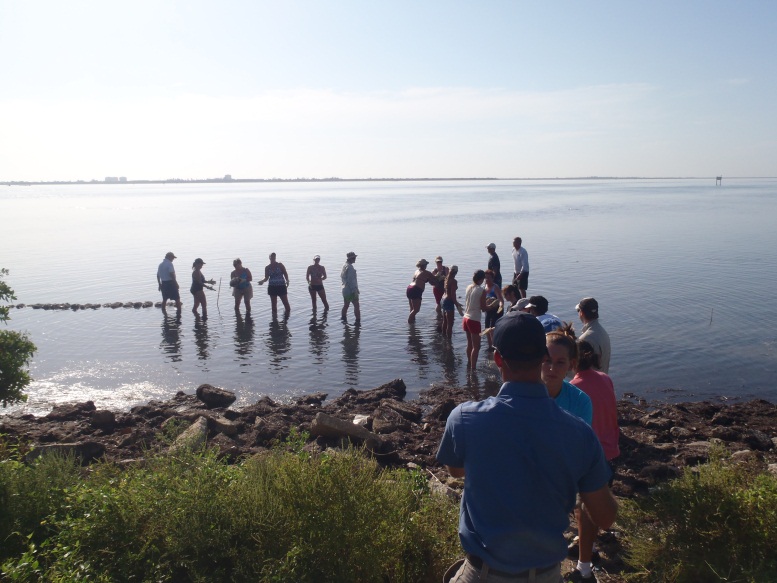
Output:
top-left (620, 452), bottom-right (777, 582)
top-left (0, 444), bottom-right (460, 582)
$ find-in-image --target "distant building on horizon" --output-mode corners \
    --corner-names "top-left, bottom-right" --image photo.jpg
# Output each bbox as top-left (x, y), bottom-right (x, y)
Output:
top-left (105, 177), bottom-right (119, 183)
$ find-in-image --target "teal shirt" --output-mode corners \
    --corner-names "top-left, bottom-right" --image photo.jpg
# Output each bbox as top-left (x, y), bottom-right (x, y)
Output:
top-left (554, 380), bottom-right (593, 425)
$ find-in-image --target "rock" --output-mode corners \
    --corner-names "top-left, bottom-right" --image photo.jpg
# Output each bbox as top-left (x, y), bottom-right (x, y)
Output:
top-left (196, 384), bottom-right (236, 408)
top-left (379, 399), bottom-right (422, 422)
top-left (133, 302), bottom-right (143, 309)
top-left (91, 410), bottom-right (116, 429)
top-left (310, 412), bottom-right (382, 450)
top-left (353, 414), bottom-right (370, 427)
top-left (711, 426), bottom-right (740, 441)
top-left (744, 429), bottom-right (774, 451)
top-left (640, 415), bottom-right (673, 430)
top-left (639, 463), bottom-right (681, 483)
top-left (768, 463), bottom-right (777, 477)
top-left (731, 449), bottom-right (760, 463)
top-left (328, 379), bottom-right (407, 408)
top-left (425, 399), bottom-right (456, 422)
top-left (26, 441), bottom-right (105, 464)
top-left (372, 405), bottom-right (411, 434)
top-left (47, 401), bottom-right (96, 421)
top-left (169, 416), bottom-right (208, 452)
top-left (209, 415), bottom-right (239, 436)
top-left (669, 426), bottom-right (693, 439)
top-left (711, 412), bottom-right (736, 426)
top-left (429, 476), bottom-right (460, 501)
top-left (16, 303), bottom-right (25, 308)
top-left (296, 392), bottom-right (328, 406)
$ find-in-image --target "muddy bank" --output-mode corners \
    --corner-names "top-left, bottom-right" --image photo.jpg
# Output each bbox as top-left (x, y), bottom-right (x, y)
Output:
top-left (2, 380), bottom-right (776, 581)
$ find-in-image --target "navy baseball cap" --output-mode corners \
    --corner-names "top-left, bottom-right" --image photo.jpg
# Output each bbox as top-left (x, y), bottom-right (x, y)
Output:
top-left (492, 312), bottom-right (548, 361)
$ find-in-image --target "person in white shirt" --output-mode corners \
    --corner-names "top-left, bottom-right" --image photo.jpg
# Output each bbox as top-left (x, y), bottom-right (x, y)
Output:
top-left (340, 251), bottom-right (360, 323)
top-left (577, 297), bottom-right (611, 374)
top-left (511, 237), bottom-right (530, 298)
top-left (156, 251), bottom-right (181, 315)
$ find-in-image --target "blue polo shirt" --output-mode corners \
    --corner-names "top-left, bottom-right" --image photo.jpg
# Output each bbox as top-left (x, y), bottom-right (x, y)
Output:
top-left (436, 381), bottom-right (610, 574)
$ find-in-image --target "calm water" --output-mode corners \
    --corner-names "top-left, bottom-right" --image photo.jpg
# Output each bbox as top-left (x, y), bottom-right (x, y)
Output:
top-left (2, 179), bottom-right (777, 415)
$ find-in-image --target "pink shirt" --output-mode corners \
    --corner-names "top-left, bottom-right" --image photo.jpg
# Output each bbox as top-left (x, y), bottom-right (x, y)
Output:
top-left (571, 369), bottom-right (620, 460)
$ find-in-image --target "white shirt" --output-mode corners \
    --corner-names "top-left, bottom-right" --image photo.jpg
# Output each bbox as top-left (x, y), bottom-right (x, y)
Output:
top-left (512, 246), bottom-right (529, 275)
top-left (157, 258), bottom-right (176, 282)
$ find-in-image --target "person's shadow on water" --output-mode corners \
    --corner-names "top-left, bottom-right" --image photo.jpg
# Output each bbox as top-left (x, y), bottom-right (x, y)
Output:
top-left (266, 316), bottom-right (292, 371)
top-left (160, 314), bottom-right (182, 362)
top-left (308, 312), bottom-right (329, 365)
top-left (234, 312), bottom-right (255, 364)
top-left (341, 322), bottom-right (361, 385)
top-left (193, 319), bottom-right (210, 361)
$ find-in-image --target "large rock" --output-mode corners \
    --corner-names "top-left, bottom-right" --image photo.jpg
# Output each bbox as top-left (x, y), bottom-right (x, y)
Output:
top-left (169, 416), bottom-right (209, 452)
top-left (91, 410), bottom-right (116, 429)
top-left (196, 384), bottom-right (236, 408)
top-left (46, 401), bottom-right (96, 421)
top-left (744, 429), bottom-right (774, 451)
top-left (310, 412), bottom-right (382, 450)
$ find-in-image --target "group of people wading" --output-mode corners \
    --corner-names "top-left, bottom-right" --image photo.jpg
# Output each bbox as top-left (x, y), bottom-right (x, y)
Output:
top-left (156, 251), bottom-right (360, 322)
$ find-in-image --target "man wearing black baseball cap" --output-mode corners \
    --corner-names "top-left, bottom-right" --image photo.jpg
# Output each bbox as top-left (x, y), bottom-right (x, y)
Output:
top-left (437, 313), bottom-right (616, 582)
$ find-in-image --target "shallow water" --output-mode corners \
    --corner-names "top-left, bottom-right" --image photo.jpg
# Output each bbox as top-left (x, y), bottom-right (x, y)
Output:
top-left (2, 178), bottom-right (777, 414)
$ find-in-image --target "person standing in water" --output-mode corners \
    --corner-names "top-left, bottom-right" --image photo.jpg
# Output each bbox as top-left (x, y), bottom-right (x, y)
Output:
top-left (157, 251), bottom-right (181, 315)
top-left (432, 256), bottom-right (450, 316)
top-left (341, 251), bottom-right (360, 322)
top-left (190, 258), bottom-right (215, 320)
top-left (306, 255), bottom-right (329, 312)
top-left (257, 252), bottom-right (291, 319)
top-left (230, 258), bottom-right (253, 316)
top-left (406, 258), bottom-right (438, 324)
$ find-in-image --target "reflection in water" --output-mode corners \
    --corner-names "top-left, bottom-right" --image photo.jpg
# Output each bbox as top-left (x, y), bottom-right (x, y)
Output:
top-left (266, 317), bottom-right (292, 371)
top-left (193, 319), bottom-right (210, 362)
top-left (234, 313), bottom-right (255, 366)
top-left (341, 322), bottom-right (361, 385)
top-left (406, 324), bottom-right (430, 379)
top-left (308, 312), bottom-right (329, 366)
top-left (160, 315), bottom-right (182, 362)
top-left (428, 334), bottom-right (461, 386)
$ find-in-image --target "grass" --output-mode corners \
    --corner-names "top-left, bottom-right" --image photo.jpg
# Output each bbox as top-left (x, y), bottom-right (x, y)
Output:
top-left (620, 449), bottom-right (777, 582)
top-left (0, 435), bottom-right (460, 582)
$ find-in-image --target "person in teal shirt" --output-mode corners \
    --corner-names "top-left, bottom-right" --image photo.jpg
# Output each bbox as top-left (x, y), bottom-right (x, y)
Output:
top-left (542, 323), bottom-right (592, 425)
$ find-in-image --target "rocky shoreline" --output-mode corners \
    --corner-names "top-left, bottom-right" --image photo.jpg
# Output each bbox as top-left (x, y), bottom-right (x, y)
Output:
top-left (2, 379), bottom-right (776, 581)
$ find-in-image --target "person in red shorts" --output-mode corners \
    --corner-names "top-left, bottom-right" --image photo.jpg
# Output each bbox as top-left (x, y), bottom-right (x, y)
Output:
top-left (462, 270), bottom-right (488, 369)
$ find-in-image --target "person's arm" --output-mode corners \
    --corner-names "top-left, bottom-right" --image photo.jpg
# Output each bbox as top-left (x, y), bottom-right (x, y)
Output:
top-left (479, 288), bottom-right (489, 311)
top-left (446, 465), bottom-right (465, 478)
top-left (170, 268), bottom-right (179, 288)
top-left (306, 266), bottom-right (312, 284)
top-left (281, 264), bottom-right (289, 286)
top-left (245, 268), bottom-right (253, 282)
top-left (258, 266), bottom-right (268, 285)
top-left (579, 485), bottom-right (617, 530)
top-left (157, 269), bottom-right (162, 290)
top-left (321, 266), bottom-right (327, 281)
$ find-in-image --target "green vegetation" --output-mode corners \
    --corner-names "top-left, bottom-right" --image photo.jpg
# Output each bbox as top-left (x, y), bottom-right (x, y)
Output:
top-left (621, 450), bottom-right (777, 582)
top-left (0, 439), bottom-right (460, 582)
top-left (0, 268), bottom-right (37, 407)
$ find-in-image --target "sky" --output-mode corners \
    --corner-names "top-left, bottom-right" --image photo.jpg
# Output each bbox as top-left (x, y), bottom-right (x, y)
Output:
top-left (1, 1), bottom-right (776, 181)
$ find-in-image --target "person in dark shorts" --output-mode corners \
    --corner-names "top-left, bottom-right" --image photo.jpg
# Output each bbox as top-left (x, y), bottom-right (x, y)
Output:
top-left (512, 237), bottom-right (529, 298)
top-left (406, 258), bottom-right (438, 324)
top-left (306, 255), bottom-right (329, 311)
top-left (230, 258), bottom-right (253, 315)
top-left (258, 252), bottom-right (290, 319)
top-left (190, 258), bottom-right (215, 319)
top-left (486, 243), bottom-right (502, 287)
top-left (156, 251), bottom-right (181, 315)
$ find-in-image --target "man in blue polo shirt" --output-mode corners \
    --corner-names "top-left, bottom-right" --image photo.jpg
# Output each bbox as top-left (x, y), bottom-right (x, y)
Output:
top-left (437, 313), bottom-right (617, 583)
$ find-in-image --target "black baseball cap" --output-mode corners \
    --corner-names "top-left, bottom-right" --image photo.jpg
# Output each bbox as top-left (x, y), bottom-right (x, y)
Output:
top-left (492, 312), bottom-right (548, 361)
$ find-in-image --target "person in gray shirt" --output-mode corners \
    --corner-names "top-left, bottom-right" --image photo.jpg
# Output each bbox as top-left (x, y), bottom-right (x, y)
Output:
top-left (577, 297), bottom-right (611, 374)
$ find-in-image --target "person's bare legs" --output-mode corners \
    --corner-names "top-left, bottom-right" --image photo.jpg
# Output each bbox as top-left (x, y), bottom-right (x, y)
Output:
top-left (309, 288), bottom-right (317, 311)
top-left (353, 299), bottom-right (360, 322)
top-left (408, 298), bottom-right (422, 323)
top-left (244, 295), bottom-right (251, 316)
top-left (280, 294), bottom-right (291, 316)
top-left (234, 294), bottom-right (241, 312)
top-left (319, 289), bottom-right (329, 310)
top-left (465, 331), bottom-right (474, 368)
top-left (270, 295), bottom-right (278, 319)
top-left (342, 300), bottom-right (350, 320)
top-left (470, 334), bottom-right (481, 368)
top-left (576, 506), bottom-right (597, 565)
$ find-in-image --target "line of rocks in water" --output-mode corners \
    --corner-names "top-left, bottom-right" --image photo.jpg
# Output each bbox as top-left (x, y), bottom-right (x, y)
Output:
top-left (6, 301), bottom-right (178, 310)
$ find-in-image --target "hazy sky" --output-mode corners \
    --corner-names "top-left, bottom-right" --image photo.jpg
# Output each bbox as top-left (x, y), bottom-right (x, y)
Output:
top-left (2, 1), bottom-right (775, 181)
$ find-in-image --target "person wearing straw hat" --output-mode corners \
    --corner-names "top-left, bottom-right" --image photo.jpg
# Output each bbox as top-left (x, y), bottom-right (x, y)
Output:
top-left (406, 258), bottom-right (438, 324)
top-left (341, 251), bottom-right (360, 322)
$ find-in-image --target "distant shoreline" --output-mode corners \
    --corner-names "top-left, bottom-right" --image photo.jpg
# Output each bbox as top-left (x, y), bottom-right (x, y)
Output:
top-left (3, 176), bottom-right (774, 186)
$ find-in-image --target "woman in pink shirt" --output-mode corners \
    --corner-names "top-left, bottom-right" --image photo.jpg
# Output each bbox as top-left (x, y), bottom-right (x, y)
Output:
top-left (568, 339), bottom-right (620, 581)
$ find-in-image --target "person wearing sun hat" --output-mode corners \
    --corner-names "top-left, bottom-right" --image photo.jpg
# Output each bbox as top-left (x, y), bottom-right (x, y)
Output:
top-left (341, 251), bottom-right (360, 322)
top-left (406, 258), bottom-right (438, 324)
top-left (437, 313), bottom-right (617, 583)
top-left (156, 251), bottom-right (181, 315)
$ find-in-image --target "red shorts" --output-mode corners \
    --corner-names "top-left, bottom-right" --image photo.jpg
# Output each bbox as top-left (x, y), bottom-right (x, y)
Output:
top-left (433, 286), bottom-right (445, 304)
top-left (462, 317), bottom-right (481, 335)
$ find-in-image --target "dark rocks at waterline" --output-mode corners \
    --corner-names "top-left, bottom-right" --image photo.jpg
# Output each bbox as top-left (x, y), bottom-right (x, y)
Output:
top-left (16, 301), bottom-right (172, 310)
top-left (196, 384), bottom-right (237, 408)
top-left (0, 383), bottom-right (776, 500)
